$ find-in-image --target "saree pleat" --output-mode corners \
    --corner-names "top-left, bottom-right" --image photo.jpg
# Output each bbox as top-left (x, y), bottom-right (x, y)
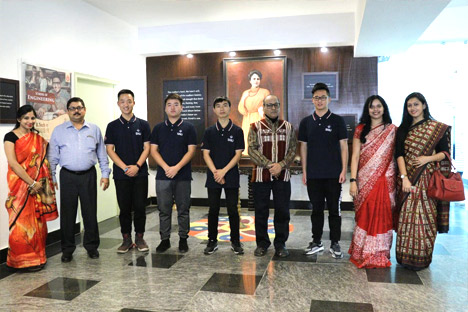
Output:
top-left (349, 124), bottom-right (397, 268)
top-left (395, 120), bottom-right (449, 270)
top-left (5, 132), bottom-right (58, 269)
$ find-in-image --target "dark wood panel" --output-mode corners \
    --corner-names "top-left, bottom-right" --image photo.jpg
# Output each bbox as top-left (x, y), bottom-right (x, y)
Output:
top-left (147, 47), bottom-right (377, 168)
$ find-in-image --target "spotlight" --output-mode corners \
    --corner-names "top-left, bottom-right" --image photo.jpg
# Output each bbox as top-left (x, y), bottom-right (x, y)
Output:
top-left (229, 51), bottom-right (236, 57)
top-left (320, 47), bottom-right (328, 53)
top-left (187, 53), bottom-right (194, 58)
top-left (273, 49), bottom-right (281, 56)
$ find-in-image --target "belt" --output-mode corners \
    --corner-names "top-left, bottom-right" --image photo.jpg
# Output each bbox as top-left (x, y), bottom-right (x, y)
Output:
top-left (62, 167), bottom-right (94, 175)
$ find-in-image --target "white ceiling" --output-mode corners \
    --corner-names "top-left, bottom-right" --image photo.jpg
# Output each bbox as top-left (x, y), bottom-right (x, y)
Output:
top-left (84, 0), bottom-right (468, 57)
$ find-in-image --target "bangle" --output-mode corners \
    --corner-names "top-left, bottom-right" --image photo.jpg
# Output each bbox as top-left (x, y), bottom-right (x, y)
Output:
top-left (136, 164), bottom-right (141, 169)
top-left (29, 181), bottom-right (36, 189)
top-left (350, 178), bottom-right (356, 182)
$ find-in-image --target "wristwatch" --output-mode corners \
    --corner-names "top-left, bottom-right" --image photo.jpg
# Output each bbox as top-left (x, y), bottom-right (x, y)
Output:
top-left (400, 174), bottom-right (406, 179)
top-left (350, 178), bottom-right (356, 182)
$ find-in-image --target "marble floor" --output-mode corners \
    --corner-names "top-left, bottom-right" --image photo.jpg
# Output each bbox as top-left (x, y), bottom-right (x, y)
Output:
top-left (0, 201), bottom-right (467, 312)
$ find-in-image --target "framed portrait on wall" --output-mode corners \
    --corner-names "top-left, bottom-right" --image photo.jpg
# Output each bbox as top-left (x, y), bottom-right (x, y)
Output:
top-left (223, 56), bottom-right (287, 155)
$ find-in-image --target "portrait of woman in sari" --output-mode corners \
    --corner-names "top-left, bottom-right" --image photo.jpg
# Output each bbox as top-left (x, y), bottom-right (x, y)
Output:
top-left (238, 69), bottom-right (270, 154)
top-left (4, 105), bottom-right (58, 271)
top-left (348, 95), bottom-right (397, 268)
top-left (395, 92), bottom-right (450, 271)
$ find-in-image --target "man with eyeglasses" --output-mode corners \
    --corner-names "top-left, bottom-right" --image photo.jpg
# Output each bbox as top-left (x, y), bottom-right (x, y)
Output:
top-left (248, 95), bottom-right (297, 258)
top-left (298, 82), bottom-right (348, 259)
top-left (48, 97), bottom-right (111, 263)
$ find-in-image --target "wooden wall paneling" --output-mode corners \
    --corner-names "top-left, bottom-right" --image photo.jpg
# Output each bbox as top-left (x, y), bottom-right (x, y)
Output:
top-left (147, 47), bottom-right (377, 169)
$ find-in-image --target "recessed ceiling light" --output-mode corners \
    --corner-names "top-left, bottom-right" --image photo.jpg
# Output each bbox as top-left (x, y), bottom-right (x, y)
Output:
top-left (229, 51), bottom-right (236, 57)
top-left (187, 53), bottom-right (194, 58)
top-left (273, 49), bottom-right (281, 56)
top-left (320, 47), bottom-right (328, 53)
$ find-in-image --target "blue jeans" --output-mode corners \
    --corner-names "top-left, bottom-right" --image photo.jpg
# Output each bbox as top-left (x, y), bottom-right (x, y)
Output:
top-left (156, 179), bottom-right (191, 240)
top-left (253, 180), bottom-right (291, 249)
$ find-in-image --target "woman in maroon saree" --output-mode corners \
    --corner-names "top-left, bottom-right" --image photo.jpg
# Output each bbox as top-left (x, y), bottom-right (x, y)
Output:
top-left (4, 105), bottom-right (58, 271)
top-left (349, 95), bottom-right (397, 268)
top-left (395, 92), bottom-right (450, 270)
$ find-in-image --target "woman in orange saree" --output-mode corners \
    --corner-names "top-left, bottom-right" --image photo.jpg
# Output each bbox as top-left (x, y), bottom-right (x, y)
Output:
top-left (395, 92), bottom-right (450, 271)
top-left (349, 95), bottom-right (397, 268)
top-left (4, 105), bottom-right (58, 271)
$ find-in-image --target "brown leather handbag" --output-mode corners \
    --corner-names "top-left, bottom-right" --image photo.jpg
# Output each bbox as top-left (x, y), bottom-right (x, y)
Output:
top-left (427, 152), bottom-right (465, 202)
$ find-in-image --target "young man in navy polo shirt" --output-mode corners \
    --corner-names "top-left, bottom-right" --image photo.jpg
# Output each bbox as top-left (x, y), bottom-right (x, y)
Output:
top-left (150, 93), bottom-right (197, 253)
top-left (298, 83), bottom-right (348, 258)
top-left (201, 96), bottom-right (244, 255)
top-left (105, 89), bottom-right (151, 253)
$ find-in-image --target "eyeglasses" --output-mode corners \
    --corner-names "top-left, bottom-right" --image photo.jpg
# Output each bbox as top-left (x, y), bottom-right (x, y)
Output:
top-left (68, 106), bottom-right (84, 112)
top-left (265, 103), bottom-right (280, 109)
top-left (312, 96), bottom-right (328, 102)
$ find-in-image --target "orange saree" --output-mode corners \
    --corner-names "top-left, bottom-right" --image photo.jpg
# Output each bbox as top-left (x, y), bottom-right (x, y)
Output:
top-left (5, 132), bottom-right (58, 269)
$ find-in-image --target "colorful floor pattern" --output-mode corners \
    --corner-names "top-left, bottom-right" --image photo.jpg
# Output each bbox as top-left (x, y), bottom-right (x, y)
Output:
top-left (189, 216), bottom-right (294, 242)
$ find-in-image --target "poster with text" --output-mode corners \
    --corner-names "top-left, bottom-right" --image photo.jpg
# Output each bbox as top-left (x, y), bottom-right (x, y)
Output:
top-left (24, 64), bottom-right (71, 140)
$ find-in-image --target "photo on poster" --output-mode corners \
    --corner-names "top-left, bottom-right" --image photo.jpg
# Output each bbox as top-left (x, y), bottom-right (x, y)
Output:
top-left (24, 64), bottom-right (72, 139)
top-left (223, 56), bottom-right (287, 155)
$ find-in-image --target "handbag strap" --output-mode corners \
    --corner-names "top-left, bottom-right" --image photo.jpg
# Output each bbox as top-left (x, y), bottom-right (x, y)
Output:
top-left (439, 151), bottom-right (456, 171)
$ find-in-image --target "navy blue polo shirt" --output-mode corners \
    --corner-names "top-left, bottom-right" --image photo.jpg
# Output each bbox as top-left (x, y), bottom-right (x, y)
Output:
top-left (201, 120), bottom-right (244, 189)
top-left (150, 118), bottom-right (197, 181)
top-left (298, 110), bottom-right (347, 179)
top-left (104, 115), bottom-right (151, 180)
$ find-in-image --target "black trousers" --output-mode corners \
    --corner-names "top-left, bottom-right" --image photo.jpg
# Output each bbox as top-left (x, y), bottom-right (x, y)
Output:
top-left (253, 180), bottom-right (291, 249)
top-left (307, 178), bottom-right (342, 243)
top-left (60, 167), bottom-right (99, 255)
top-left (207, 188), bottom-right (240, 243)
top-left (114, 176), bottom-right (148, 234)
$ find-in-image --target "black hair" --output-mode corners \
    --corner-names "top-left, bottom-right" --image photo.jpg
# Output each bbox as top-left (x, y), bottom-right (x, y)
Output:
top-left (358, 95), bottom-right (392, 143)
top-left (164, 93), bottom-right (183, 105)
top-left (51, 72), bottom-right (61, 82)
top-left (312, 82), bottom-right (330, 96)
top-left (67, 97), bottom-right (86, 109)
top-left (118, 89), bottom-right (134, 100)
top-left (213, 96), bottom-right (231, 108)
top-left (396, 92), bottom-right (433, 141)
top-left (13, 105), bottom-right (38, 132)
top-left (248, 70), bottom-right (262, 80)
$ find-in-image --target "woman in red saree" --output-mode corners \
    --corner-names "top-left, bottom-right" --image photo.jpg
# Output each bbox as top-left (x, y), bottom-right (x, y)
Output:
top-left (4, 105), bottom-right (58, 271)
top-left (395, 92), bottom-right (450, 271)
top-left (349, 95), bottom-right (397, 268)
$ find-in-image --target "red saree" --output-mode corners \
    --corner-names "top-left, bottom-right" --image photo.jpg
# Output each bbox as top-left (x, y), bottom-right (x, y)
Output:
top-left (5, 132), bottom-right (58, 269)
top-left (349, 124), bottom-right (397, 268)
top-left (395, 120), bottom-right (450, 270)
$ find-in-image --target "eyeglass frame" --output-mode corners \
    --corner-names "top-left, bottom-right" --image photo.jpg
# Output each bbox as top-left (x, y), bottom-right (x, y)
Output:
top-left (312, 96), bottom-right (329, 102)
top-left (264, 102), bottom-right (280, 109)
top-left (67, 106), bottom-right (85, 112)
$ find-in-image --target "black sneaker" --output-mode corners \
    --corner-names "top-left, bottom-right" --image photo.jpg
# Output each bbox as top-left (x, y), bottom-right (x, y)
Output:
top-left (304, 241), bottom-right (324, 255)
top-left (330, 242), bottom-right (343, 259)
top-left (179, 237), bottom-right (189, 253)
top-left (204, 240), bottom-right (218, 255)
top-left (156, 239), bottom-right (171, 253)
top-left (254, 246), bottom-right (267, 257)
top-left (231, 242), bottom-right (244, 255)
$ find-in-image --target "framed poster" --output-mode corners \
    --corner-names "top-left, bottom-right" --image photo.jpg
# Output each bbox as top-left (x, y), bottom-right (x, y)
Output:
top-left (24, 63), bottom-right (72, 140)
top-left (341, 114), bottom-right (358, 141)
top-left (0, 78), bottom-right (20, 124)
top-left (224, 56), bottom-right (287, 155)
top-left (162, 77), bottom-right (207, 145)
top-left (303, 72), bottom-right (339, 100)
